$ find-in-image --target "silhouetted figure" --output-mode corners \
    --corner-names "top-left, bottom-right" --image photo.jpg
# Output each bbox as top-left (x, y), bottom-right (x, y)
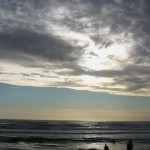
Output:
top-left (127, 140), bottom-right (133, 150)
top-left (112, 139), bottom-right (116, 144)
top-left (104, 144), bottom-right (109, 150)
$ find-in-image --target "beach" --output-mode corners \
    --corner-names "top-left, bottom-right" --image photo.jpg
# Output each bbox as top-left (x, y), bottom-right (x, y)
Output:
top-left (0, 120), bottom-right (150, 150)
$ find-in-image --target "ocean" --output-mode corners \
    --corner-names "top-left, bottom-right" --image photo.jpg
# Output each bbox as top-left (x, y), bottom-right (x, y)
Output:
top-left (0, 120), bottom-right (149, 150)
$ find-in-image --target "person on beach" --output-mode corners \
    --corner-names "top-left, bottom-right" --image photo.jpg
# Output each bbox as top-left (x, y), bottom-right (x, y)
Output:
top-left (112, 139), bottom-right (116, 144)
top-left (127, 140), bottom-right (133, 150)
top-left (104, 144), bottom-right (109, 150)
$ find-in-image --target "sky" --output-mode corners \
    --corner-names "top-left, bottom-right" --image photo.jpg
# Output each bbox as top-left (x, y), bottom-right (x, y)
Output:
top-left (0, 0), bottom-right (150, 121)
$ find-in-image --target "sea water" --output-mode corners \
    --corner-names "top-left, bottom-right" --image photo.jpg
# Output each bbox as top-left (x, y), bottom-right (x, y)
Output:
top-left (0, 120), bottom-right (150, 150)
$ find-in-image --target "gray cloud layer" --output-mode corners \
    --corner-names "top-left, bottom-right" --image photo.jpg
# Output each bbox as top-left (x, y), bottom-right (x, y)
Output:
top-left (0, 0), bottom-right (150, 96)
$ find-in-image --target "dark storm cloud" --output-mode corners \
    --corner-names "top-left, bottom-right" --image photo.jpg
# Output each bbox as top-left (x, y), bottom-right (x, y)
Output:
top-left (0, 0), bottom-right (150, 96)
top-left (0, 28), bottom-right (79, 62)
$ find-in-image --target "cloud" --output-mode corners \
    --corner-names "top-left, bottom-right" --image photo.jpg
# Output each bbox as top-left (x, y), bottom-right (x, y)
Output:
top-left (0, 0), bottom-right (150, 96)
top-left (0, 28), bottom-right (79, 62)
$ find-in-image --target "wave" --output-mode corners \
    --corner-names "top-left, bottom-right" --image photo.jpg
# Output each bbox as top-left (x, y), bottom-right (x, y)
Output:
top-left (0, 135), bottom-right (150, 144)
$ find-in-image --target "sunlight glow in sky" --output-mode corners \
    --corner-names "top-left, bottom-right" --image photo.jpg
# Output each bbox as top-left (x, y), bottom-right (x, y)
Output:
top-left (0, 0), bottom-right (150, 121)
top-left (0, 0), bottom-right (150, 96)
